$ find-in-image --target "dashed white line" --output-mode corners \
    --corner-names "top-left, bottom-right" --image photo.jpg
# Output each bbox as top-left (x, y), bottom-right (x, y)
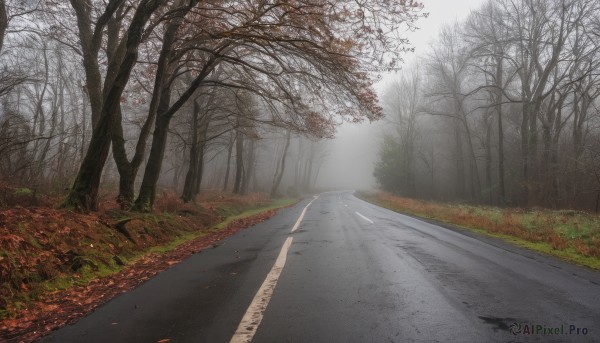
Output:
top-left (291, 195), bottom-right (319, 233)
top-left (230, 195), bottom-right (318, 343)
top-left (355, 211), bottom-right (374, 224)
top-left (230, 236), bottom-right (293, 343)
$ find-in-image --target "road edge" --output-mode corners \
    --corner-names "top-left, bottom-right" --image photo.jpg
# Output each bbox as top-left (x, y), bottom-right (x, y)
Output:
top-left (353, 192), bottom-right (600, 282)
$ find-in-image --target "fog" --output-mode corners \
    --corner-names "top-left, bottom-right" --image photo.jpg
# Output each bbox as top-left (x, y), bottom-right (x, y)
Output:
top-left (2, 0), bottom-right (599, 212)
top-left (315, 122), bottom-right (382, 191)
top-left (316, 0), bottom-right (485, 192)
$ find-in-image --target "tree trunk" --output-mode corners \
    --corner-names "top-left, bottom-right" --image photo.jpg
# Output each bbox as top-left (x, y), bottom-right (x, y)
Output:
top-left (132, 42), bottom-right (226, 211)
top-left (485, 113), bottom-right (493, 205)
top-left (429, 145), bottom-right (435, 199)
top-left (529, 103), bottom-right (539, 202)
top-left (132, 42), bottom-right (179, 212)
top-left (233, 130), bottom-right (244, 194)
top-left (312, 162), bottom-right (322, 190)
top-left (302, 161), bottom-right (309, 192)
top-left (193, 142), bottom-right (206, 195)
top-left (304, 149), bottom-right (314, 192)
top-left (454, 93), bottom-right (481, 202)
top-left (111, 2), bottom-right (183, 208)
top-left (241, 138), bottom-right (255, 194)
top-left (61, 112), bottom-right (115, 211)
top-left (454, 122), bottom-right (466, 199)
top-left (62, 0), bottom-right (164, 211)
top-left (133, 114), bottom-right (172, 211)
top-left (222, 131), bottom-right (234, 191)
top-left (182, 99), bottom-right (209, 202)
top-left (181, 100), bottom-right (200, 203)
top-left (68, 0), bottom-right (113, 129)
top-left (550, 134), bottom-right (560, 207)
top-left (571, 92), bottom-right (590, 202)
top-left (294, 139), bottom-right (302, 189)
top-left (271, 130), bottom-right (291, 196)
top-left (521, 102), bottom-right (531, 206)
top-left (0, 0), bottom-right (7, 54)
top-left (111, 105), bottom-right (136, 208)
top-left (541, 125), bottom-right (553, 205)
top-left (172, 147), bottom-right (186, 191)
top-left (495, 56), bottom-right (506, 204)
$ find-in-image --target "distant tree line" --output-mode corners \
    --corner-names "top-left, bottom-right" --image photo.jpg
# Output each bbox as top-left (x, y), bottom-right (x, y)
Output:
top-left (0, 0), bottom-right (423, 212)
top-left (375, 0), bottom-right (600, 211)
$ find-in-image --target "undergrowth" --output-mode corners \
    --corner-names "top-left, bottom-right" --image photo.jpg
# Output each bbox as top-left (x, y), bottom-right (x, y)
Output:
top-left (0, 191), bottom-right (296, 319)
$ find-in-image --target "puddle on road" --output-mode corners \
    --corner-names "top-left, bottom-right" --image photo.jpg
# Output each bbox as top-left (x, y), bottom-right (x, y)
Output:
top-left (478, 316), bottom-right (518, 332)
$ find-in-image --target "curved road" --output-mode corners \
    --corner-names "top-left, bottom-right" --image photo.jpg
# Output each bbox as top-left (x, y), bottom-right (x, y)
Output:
top-left (40, 191), bottom-right (600, 342)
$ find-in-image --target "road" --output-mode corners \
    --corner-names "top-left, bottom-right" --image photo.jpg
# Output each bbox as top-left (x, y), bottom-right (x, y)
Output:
top-left (40, 191), bottom-right (600, 342)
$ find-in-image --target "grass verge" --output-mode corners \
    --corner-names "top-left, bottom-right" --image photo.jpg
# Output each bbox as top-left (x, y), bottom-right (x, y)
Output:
top-left (132, 197), bottom-right (297, 259)
top-left (0, 193), bottom-right (297, 320)
top-left (357, 191), bottom-right (600, 270)
top-left (212, 198), bottom-right (296, 230)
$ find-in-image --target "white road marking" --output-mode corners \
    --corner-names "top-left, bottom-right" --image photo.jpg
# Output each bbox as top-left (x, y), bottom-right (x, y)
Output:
top-left (230, 195), bottom-right (318, 343)
top-left (230, 236), bottom-right (294, 343)
top-left (355, 211), bottom-right (374, 224)
top-left (291, 195), bottom-right (319, 233)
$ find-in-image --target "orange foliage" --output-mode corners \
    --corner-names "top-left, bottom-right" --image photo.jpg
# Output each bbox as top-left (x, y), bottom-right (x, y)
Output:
top-left (549, 233), bottom-right (568, 251)
top-left (573, 240), bottom-right (591, 256)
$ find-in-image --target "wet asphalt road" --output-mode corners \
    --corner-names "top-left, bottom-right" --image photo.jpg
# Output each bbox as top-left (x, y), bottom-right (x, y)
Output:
top-left (40, 191), bottom-right (600, 342)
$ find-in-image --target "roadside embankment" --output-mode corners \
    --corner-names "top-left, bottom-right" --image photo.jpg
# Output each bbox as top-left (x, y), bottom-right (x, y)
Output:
top-left (0, 190), bottom-right (297, 342)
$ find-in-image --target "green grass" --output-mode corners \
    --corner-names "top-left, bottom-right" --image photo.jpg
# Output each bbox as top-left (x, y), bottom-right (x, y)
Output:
top-left (143, 230), bottom-right (208, 256)
top-left (44, 262), bottom-right (120, 292)
top-left (213, 197), bottom-right (296, 230)
top-left (358, 192), bottom-right (600, 270)
top-left (143, 197), bottom-right (296, 255)
top-left (14, 188), bottom-right (33, 195)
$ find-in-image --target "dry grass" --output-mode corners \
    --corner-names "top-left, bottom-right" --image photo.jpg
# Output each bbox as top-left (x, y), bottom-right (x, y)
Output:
top-left (360, 192), bottom-right (600, 268)
top-left (153, 190), bottom-right (200, 214)
top-left (196, 191), bottom-right (270, 216)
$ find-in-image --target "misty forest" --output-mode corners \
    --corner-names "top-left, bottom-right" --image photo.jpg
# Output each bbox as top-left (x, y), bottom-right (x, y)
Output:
top-left (375, 0), bottom-right (600, 211)
top-left (0, 0), bottom-right (421, 213)
top-left (2, 0), bottom-right (600, 341)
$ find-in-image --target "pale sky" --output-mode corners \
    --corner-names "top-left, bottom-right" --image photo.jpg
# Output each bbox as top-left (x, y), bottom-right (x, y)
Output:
top-left (317, 0), bottom-right (487, 191)
top-left (404, 0), bottom-right (486, 59)
top-left (379, 0), bottom-right (486, 89)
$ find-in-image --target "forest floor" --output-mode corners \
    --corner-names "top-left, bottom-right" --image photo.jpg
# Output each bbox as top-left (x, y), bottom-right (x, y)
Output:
top-left (358, 192), bottom-right (600, 270)
top-left (0, 184), bottom-right (297, 342)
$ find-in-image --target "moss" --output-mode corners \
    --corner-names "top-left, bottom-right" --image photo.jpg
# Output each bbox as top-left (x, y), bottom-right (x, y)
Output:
top-left (43, 260), bottom-right (120, 293)
top-left (147, 231), bottom-right (207, 255)
top-left (14, 188), bottom-right (33, 195)
top-left (44, 275), bottom-right (73, 292)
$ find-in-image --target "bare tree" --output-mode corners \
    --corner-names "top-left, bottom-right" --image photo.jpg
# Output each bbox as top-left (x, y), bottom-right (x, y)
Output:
top-left (271, 129), bottom-right (291, 196)
top-left (62, 0), bottom-right (166, 211)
